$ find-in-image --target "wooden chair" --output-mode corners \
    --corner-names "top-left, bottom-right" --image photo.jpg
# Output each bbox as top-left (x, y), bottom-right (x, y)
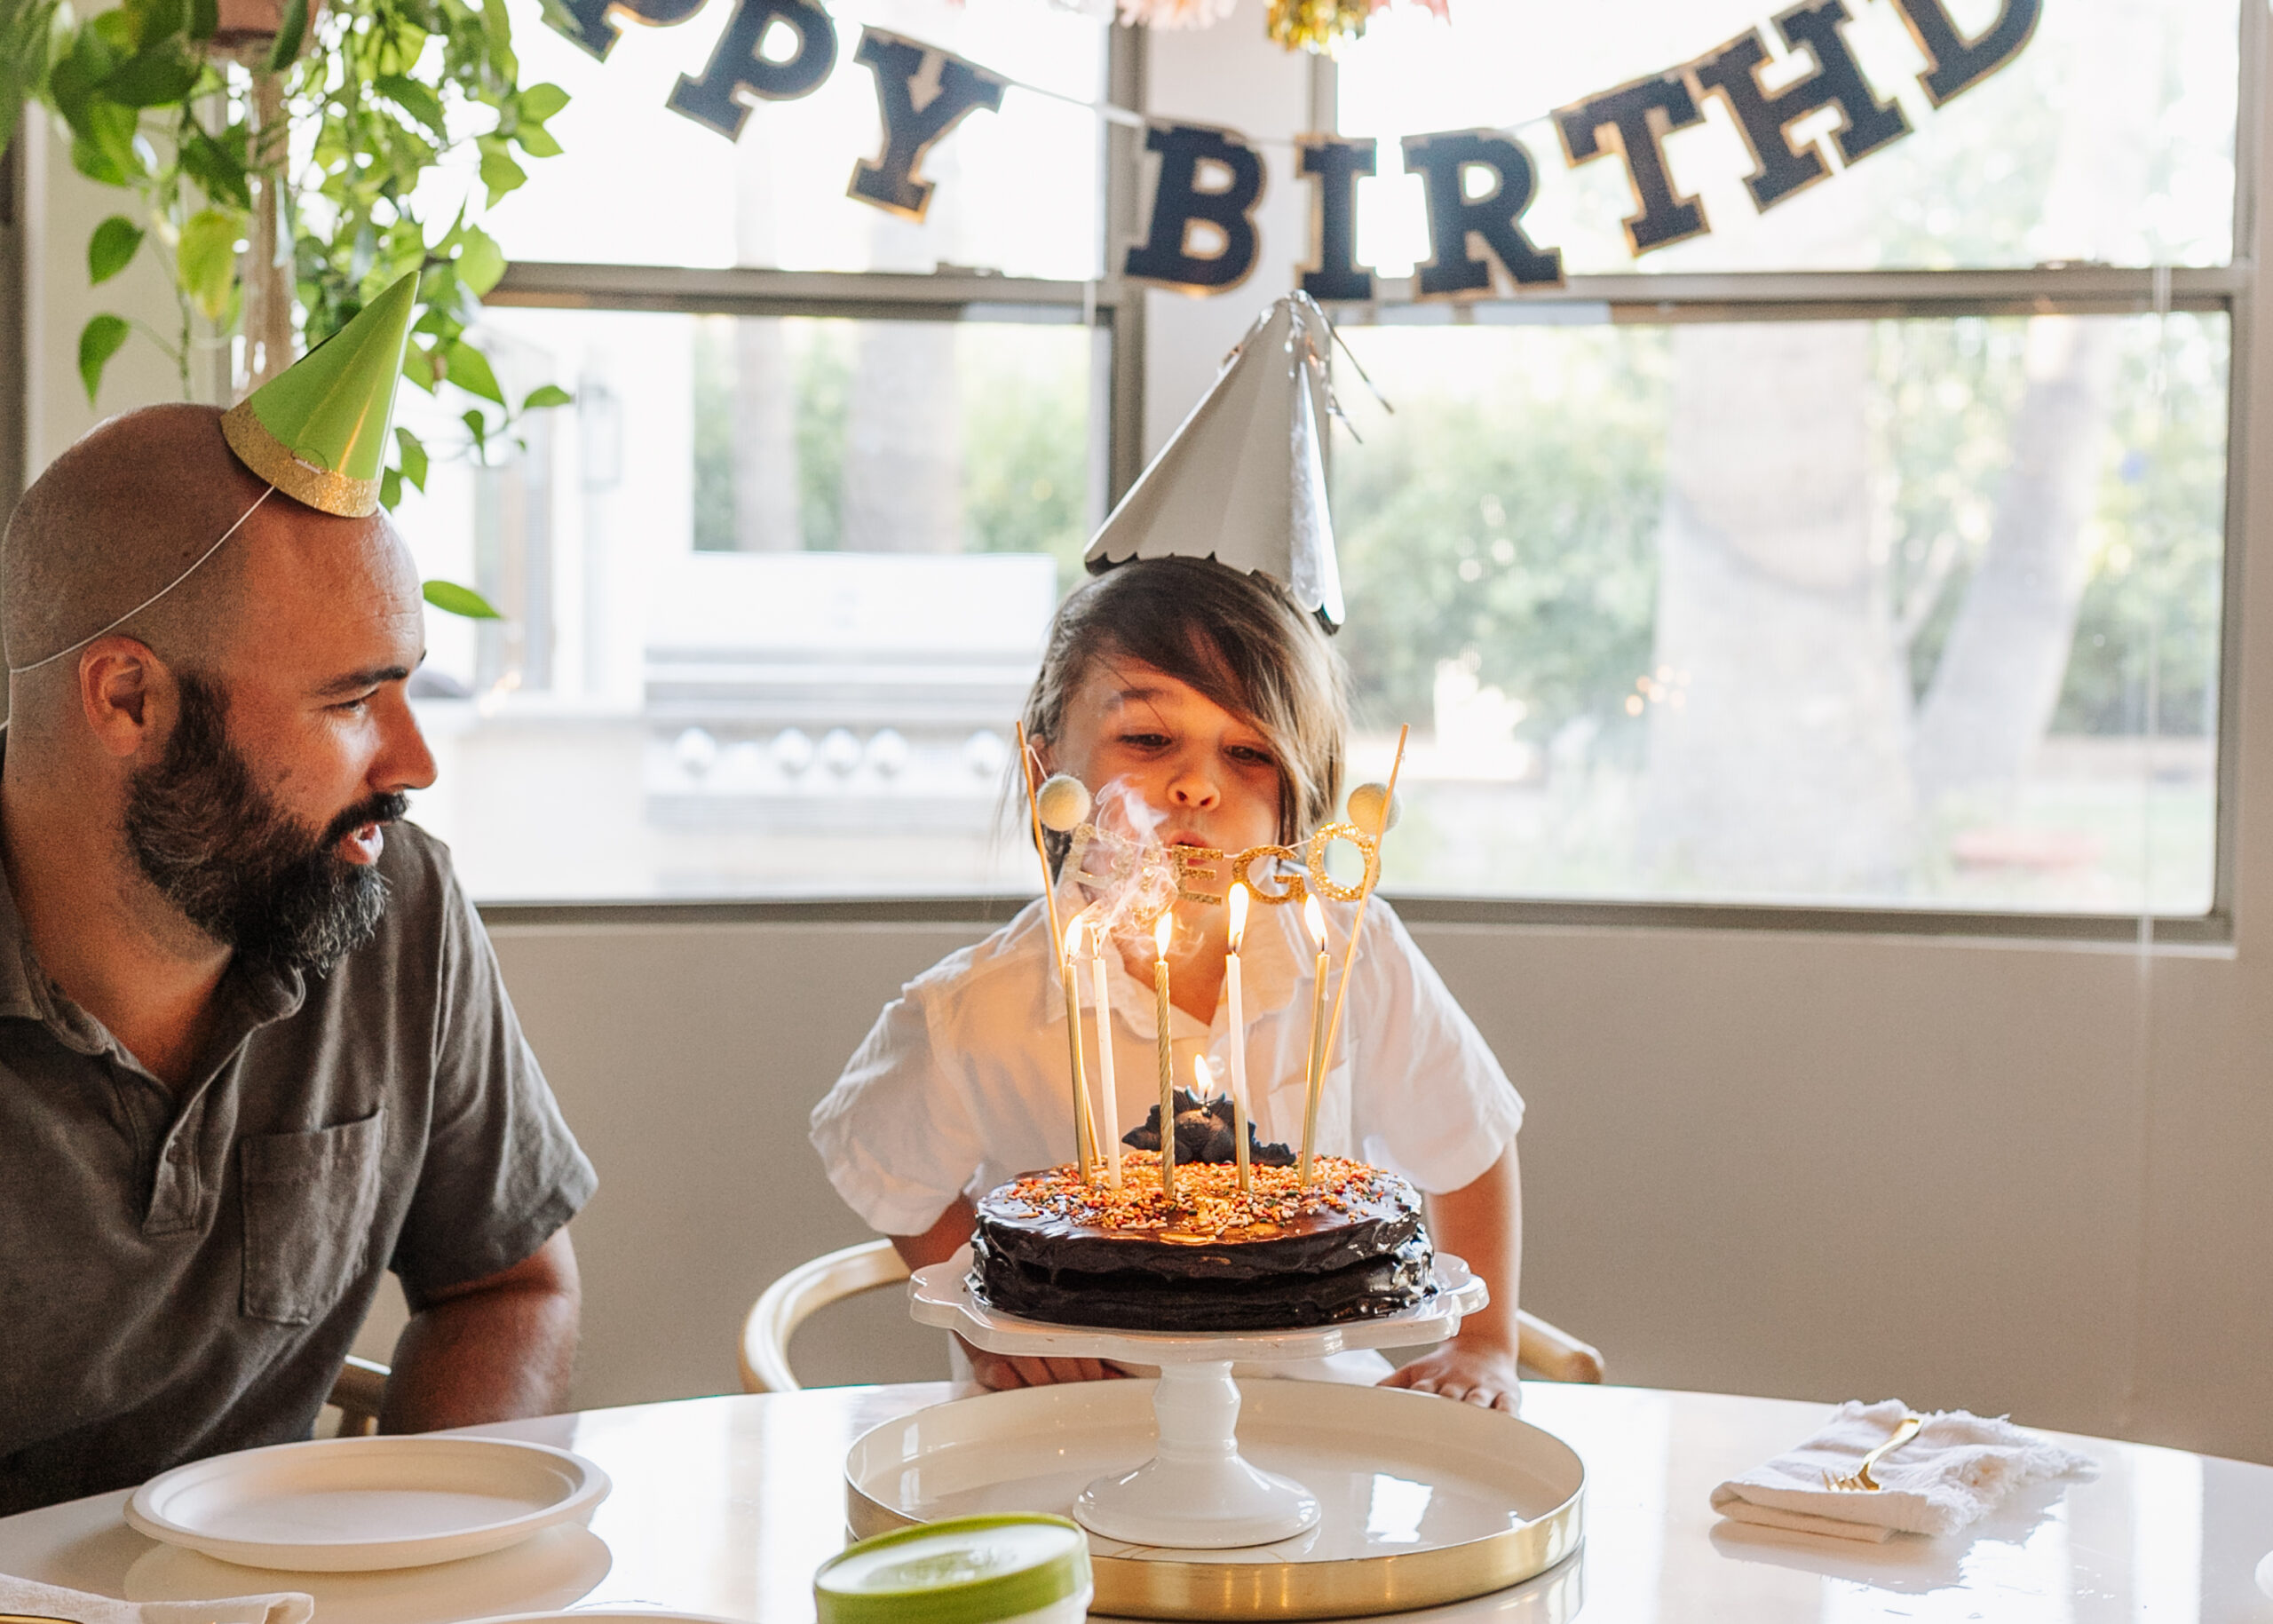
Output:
top-left (327, 1355), bottom-right (391, 1437)
top-left (738, 1238), bottom-right (1605, 1394)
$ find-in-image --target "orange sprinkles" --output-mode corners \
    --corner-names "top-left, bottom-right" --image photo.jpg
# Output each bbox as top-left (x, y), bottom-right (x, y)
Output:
top-left (1009, 1153), bottom-right (1393, 1240)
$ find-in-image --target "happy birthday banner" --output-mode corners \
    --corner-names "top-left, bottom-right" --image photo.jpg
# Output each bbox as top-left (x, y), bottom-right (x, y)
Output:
top-left (547, 0), bottom-right (2039, 296)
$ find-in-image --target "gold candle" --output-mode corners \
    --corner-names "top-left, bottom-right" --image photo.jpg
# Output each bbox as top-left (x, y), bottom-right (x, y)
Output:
top-left (1297, 892), bottom-right (1331, 1188)
top-left (1153, 908), bottom-right (1177, 1203)
top-left (1060, 918), bottom-right (1097, 1183)
top-left (1224, 882), bottom-right (1253, 1193)
top-left (1089, 926), bottom-right (1122, 1192)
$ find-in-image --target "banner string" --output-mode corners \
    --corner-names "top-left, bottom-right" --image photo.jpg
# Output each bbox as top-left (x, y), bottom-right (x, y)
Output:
top-left (9, 487), bottom-right (275, 676)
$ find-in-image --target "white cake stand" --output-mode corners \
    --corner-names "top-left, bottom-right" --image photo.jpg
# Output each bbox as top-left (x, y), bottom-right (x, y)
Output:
top-left (910, 1248), bottom-right (1487, 1550)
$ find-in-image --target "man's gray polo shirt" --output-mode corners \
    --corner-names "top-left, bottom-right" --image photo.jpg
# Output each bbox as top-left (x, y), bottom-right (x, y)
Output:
top-left (0, 818), bottom-right (598, 1514)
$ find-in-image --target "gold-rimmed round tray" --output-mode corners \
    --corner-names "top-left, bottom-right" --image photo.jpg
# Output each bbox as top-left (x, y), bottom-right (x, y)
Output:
top-left (844, 1381), bottom-right (1584, 1620)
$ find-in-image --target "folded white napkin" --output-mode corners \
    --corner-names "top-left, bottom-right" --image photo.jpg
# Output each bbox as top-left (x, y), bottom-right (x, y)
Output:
top-left (1710, 1398), bottom-right (2097, 1542)
top-left (0, 1572), bottom-right (313, 1624)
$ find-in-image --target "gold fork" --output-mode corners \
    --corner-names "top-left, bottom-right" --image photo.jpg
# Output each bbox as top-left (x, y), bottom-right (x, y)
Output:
top-left (1820, 1412), bottom-right (1925, 1492)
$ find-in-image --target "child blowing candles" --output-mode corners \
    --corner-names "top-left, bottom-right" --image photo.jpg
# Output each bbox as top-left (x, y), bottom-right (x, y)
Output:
top-left (809, 557), bottom-right (1527, 1407)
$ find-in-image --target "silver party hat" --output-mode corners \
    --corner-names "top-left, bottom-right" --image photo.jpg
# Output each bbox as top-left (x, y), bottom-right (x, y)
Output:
top-left (1085, 293), bottom-right (1346, 631)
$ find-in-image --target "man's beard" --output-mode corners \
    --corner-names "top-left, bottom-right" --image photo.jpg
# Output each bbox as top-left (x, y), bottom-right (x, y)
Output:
top-left (123, 672), bottom-right (403, 975)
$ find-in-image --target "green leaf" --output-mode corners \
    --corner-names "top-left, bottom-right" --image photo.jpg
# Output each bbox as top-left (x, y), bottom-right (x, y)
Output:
top-left (176, 207), bottom-right (240, 321)
top-left (265, 0), bottom-right (308, 70)
top-left (452, 226), bottom-right (504, 297)
top-left (479, 0), bottom-right (517, 83)
top-left (476, 144), bottom-right (525, 205)
top-left (380, 466), bottom-right (403, 511)
top-left (87, 214), bottom-right (143, 282)
top-left (69, 132), bottom-right (129, 186)
top-left (186, 0), bottom-right (217, 42)
top-left (461, 408), bottom-right (490, 458)
top-left (518, 82), bottom-right (568, 122)
top-left (445, 340), bottom-right (505, 406)
top-left (511, 122), bottom-right (560, 158)
top-left (76, 313), bottom-right (129, 403)
top-left (178, 127), bottom-right (251, 210)
top-left (395, 425), bottom-right (428, 491)
top-left (102, 44), bottom-right (199, 107)
top-left (375, 72), bottom-right (447, 139)
top-left (520, 383), bottom-right (571, 410)
top-left (423, 579), bottom-right (501, 619)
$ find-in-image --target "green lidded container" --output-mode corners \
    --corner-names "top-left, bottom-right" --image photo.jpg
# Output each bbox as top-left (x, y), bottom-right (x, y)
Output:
top-left (816, 1515), bottom-right (1093, 1624)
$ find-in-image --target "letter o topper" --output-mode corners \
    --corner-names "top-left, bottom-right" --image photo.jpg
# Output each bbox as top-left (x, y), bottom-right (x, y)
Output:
top-left (1231, 844), bottom-right (1308, 906)
top-left (1305, 822), bottom-right (1380, 904)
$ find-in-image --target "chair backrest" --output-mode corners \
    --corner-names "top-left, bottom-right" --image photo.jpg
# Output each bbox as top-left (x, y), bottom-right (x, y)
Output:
top-left (327, 1354), bottom-right (390, 1436)
top-left (740, 1238), bottom-right (914, 1394)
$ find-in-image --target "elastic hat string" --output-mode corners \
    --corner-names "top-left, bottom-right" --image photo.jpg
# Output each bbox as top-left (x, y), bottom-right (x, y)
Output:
top-left (7, 485), bottom-right (275, 677)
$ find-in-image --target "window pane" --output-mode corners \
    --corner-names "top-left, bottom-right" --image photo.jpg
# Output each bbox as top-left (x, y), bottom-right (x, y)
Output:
top-left (393, 307), bottom-right (1100, 899)
top-left (480, 0), bottom-right (1105, 275)
top-left (1331, 310), bottom-right (2227, 914)
top-left (1337, 0), bottom-right (2238, 274)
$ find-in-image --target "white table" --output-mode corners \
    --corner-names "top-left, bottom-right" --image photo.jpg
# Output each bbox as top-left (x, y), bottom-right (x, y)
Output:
top-left (4, 1382), bottom-right (2271, 1622)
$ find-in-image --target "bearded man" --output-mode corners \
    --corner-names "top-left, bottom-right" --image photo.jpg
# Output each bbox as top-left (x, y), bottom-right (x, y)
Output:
top-left (0, 277), bottom-right (595, 1514)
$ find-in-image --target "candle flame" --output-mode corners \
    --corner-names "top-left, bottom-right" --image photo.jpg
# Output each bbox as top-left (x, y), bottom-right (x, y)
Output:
top-left (1063, 916), bottom-right (1083, 960)
top-left (1193, 1053), bottom-right (1212, 1098)
top-left (1303, 892), bottom-right (1327, 950)
top-left (1154, 908), bottom-right (1175, 960)
top-left (1227, 882), bottom-right (1248, 952)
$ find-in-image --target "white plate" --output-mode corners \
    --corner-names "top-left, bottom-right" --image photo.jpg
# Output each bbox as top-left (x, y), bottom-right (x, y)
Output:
top-left (456, 1601), bottom-right (749, 1610)
top-left (126, 1435), bottom-right (612, 1573)
top-left (457, 1613), bottom-right (748, 1623)
top-left (126, 1521), bottom-right (613, 1624)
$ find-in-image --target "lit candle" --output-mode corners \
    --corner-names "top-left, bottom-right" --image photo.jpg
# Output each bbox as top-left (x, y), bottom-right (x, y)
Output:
top-left (1060, 918), bottom-right (1097, 1184)
top-left (1153, 908), bottom-right (1177, 1203)
top-left (1089, 923), bottom-right (1122, 1192)
top-left (1298, 892), bottom-right (1331, 1188)
top-left (1225, 882), bottom-right (1253, 1193)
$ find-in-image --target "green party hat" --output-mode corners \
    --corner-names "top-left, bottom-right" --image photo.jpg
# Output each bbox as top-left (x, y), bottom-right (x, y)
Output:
top-left (221, 271), bottom-right (418, 518)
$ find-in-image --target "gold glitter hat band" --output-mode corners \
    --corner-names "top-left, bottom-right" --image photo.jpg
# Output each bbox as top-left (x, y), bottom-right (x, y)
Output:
top-left (7, 487), bottom-right (274, 675)
top-left (220, 403), bottom-right (382, 519)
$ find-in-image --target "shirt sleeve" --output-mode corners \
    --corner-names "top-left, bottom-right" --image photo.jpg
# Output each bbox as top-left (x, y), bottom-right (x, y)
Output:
top-left (390, 860), bottom-right (598, 1303)
top-left (1349, 902), bottom-right (1524, 1193)
top-left (811, 977), bottom-right (989, 1237)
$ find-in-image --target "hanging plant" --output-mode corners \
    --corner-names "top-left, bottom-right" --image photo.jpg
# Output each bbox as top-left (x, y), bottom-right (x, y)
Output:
top-left (1, 0), bottom-right (572, 615)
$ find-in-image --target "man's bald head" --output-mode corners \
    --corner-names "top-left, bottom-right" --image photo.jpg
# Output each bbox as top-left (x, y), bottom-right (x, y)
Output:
top-left (2, 404), bottom-right (274, 682)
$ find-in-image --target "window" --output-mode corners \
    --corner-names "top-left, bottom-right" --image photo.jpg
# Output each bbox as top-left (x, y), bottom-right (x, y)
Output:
top-left (1322, 0), bottom-right (2245, 928)
top-left (404, 0), bottom-right (2252, 934)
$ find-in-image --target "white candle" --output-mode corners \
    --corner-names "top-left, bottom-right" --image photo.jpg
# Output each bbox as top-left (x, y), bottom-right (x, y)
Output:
top-left (1089, 924), bottom-right (1122, 1192)
top-left (1153, 908), bottom-right (1177, 1203)
top-left (1059, 918), bottom-right (1095, 1183)
top-left (1225, 882), bottom-right (1253, 1193)
top-left (1298, 892), bottom-right (1330, 1188)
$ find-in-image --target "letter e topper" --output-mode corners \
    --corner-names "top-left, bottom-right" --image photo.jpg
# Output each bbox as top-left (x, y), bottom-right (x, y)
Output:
top-left (1124, 123), bottom-right (1268, 293)
top-left (848, 30), bottom-right (1010, 220)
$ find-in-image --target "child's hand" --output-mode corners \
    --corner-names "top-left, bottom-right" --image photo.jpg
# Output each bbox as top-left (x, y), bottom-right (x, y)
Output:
top-left (957, 1333), bottom-right (1129, 1390)
top-left (1380, 1337), bottom-right (1523, 1414)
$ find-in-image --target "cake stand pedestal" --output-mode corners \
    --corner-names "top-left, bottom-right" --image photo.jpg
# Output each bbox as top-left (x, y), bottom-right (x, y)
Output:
top-left (910, 1251), bottom-right (1487, 1550)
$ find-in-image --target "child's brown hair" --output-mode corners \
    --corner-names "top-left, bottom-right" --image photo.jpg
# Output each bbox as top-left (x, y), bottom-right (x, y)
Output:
top-left (1021, 557), bottom-right (1350, 844)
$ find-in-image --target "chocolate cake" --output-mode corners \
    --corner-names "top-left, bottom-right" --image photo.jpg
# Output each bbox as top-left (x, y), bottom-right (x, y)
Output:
top-left (970, 1148), bottom-right (1433, 1333)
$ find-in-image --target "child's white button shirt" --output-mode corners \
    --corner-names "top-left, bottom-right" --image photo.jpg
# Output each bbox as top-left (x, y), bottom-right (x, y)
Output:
top-left (812, 888), bottom-right (1524, 1238)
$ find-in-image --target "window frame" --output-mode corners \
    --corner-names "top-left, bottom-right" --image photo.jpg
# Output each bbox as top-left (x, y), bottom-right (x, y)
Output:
top-left (475, 9), bottom-right (2261, 945)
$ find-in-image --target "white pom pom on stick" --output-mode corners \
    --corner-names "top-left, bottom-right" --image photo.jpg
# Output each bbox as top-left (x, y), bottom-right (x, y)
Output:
top-left (1036, 773), bottom-right (1092, 833)
top-left (1346, 781), bottom-right (1400, 837)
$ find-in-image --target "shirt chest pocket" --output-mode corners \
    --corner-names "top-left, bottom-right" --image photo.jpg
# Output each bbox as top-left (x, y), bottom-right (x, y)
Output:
top-left (239, 1111), bottom-right (387, 1326)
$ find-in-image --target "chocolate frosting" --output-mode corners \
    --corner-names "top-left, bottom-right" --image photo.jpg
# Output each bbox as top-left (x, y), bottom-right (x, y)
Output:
top-left (969, 1159), bottom-right (1433, 1332)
